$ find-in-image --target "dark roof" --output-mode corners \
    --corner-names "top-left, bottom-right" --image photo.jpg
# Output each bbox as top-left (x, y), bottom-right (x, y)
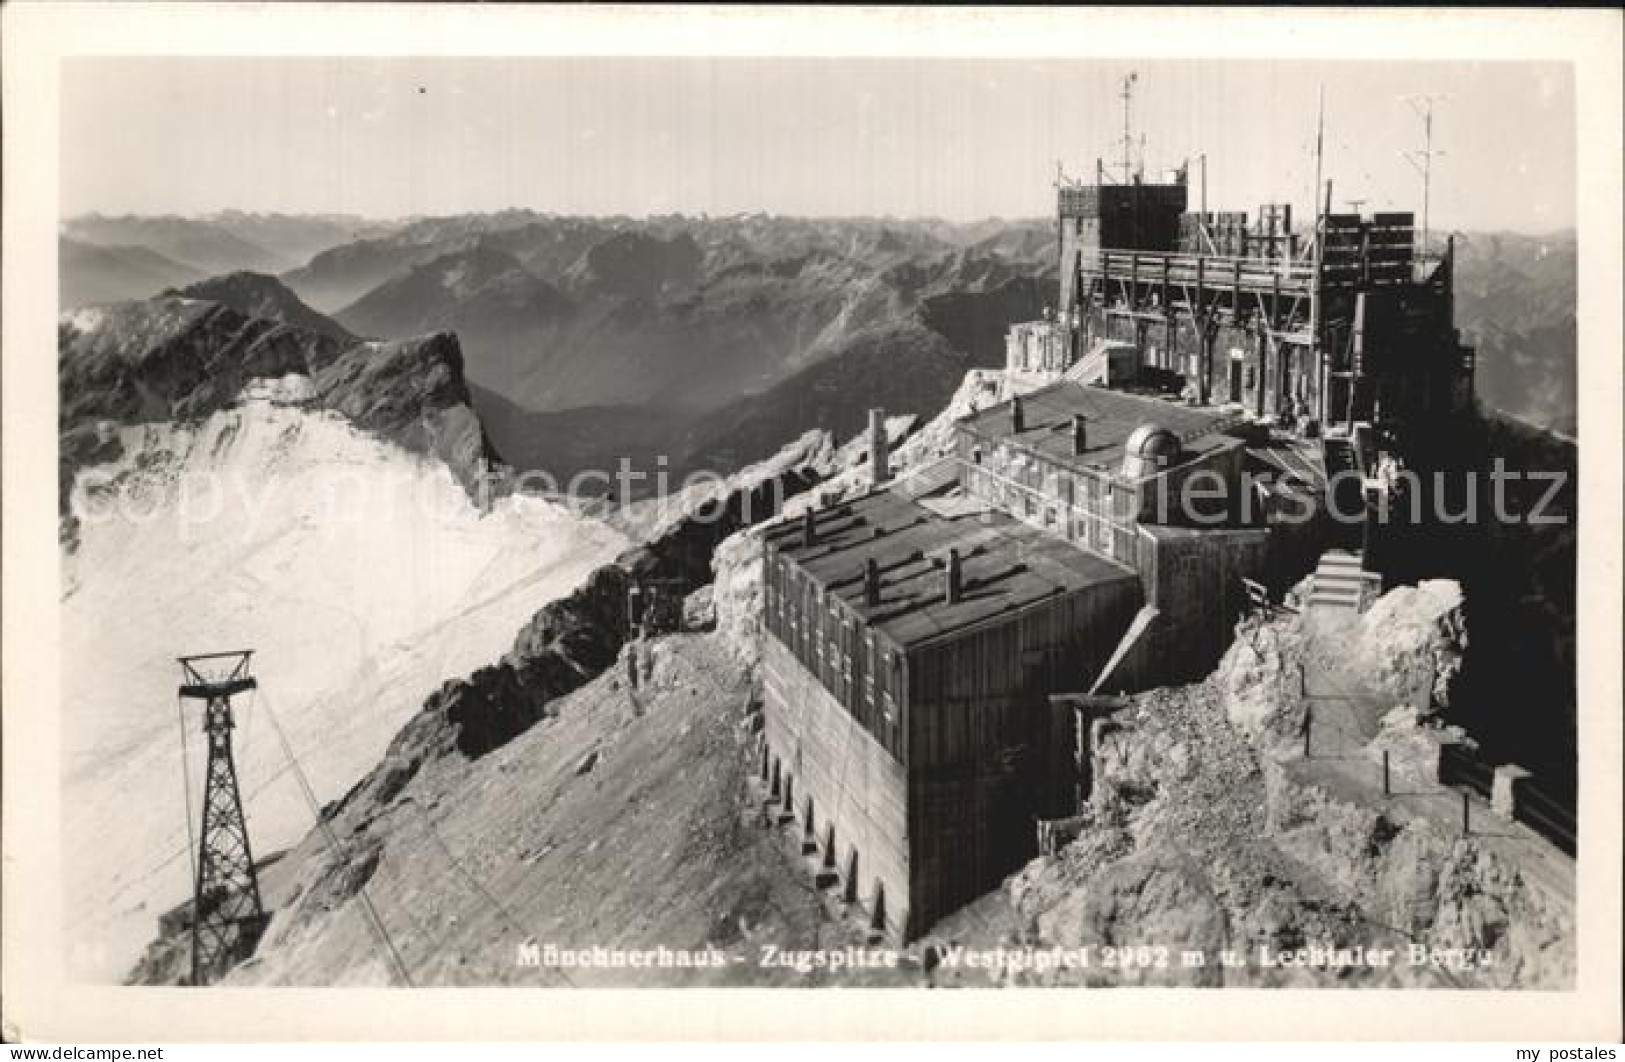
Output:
top-left (957, 381), bottom-right (1235, 476)
top-left (766, 487), bottom-right (1139, 650)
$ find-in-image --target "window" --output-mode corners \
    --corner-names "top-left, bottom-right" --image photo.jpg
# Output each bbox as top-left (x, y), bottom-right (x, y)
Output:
top-left (840, 619), bottom-right (854, 703)
top-left (864, 636), bottom-right (878, 711)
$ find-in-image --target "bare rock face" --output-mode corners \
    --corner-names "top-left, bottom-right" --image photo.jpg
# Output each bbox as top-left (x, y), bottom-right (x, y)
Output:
top-left (1216, 612), bottom-right (1306, 737)
top-left (682, 584), bottom-right (716, 632)
top-left (1364, 706), bottom-right (1472, 790)
top-left (1264, 767), bottom-right (1403, 899)
top-left (312, 331), bottom-right (496, 496)
top-left (1351, 580), bottom-right (1468, 714)
top-left (58, 297), bottom-right (501, 510)
top-left (1429, 844), bottom-right (1575, 988)
top-left (1214, 576), bottom-right (1466, 748)
top-left (1035, 847), bottom-right (1229, 988)
top-left (1000, 577), bottom-right (1570, 989)
top-left (167, 271), bottom-right (357, 341)
top-left (712, 530), bottom-right (767, 665)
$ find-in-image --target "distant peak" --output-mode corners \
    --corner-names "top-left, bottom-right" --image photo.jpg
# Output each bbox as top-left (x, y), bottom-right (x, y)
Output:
top-left (169, 272), bottom-right (356, 342)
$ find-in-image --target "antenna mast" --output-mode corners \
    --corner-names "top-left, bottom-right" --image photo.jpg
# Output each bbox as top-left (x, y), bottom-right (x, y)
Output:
top-left (1310, 87), bottom-right (1327, 424)
top-left (1402, 94), bottom-right (1449, 254)
top-left (1118, 72), bottom-right (1138, 184)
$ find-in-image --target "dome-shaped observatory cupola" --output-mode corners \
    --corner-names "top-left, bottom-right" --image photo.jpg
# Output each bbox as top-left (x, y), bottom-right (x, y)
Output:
top-left (1120, 423), bottom-right (1182, 479)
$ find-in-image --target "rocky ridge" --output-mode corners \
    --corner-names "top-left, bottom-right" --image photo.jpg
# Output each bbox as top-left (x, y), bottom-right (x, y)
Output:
top-left (58, 291), bottom-right (499, 538)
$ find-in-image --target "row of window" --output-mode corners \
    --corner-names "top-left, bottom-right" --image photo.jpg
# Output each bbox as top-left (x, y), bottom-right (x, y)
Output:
top-left (763, 550), bottom-right (904, 760)
top-left (960, 445), bottom-right (1142, 566)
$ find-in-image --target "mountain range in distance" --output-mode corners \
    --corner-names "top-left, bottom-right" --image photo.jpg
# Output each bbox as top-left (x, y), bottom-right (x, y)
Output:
top-left (59, 211), bottom-right (1580, 475)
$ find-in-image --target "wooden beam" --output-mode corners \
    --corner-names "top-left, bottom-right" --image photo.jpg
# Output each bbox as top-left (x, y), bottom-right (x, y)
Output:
top-left (1049, 693), bottom-right (1132, 713)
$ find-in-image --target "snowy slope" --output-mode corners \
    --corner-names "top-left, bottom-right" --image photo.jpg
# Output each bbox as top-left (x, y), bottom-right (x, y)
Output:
top-left (61, 394), bottom-right (628, 981)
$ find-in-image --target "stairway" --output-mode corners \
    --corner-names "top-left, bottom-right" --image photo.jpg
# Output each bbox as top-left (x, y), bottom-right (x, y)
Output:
top-left (1320, 435), bottom-right (1366, 550)
top-left (1063, 340), bottom-right (1115, 386)
top-left (1305, 550), bottom-right (1382, 620)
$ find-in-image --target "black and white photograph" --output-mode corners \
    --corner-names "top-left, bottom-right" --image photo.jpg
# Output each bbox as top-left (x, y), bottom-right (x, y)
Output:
top-left (3, 3), bottom-right (1620, 1045)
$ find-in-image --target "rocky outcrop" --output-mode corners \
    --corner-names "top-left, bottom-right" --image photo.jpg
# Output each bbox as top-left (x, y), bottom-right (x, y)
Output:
top-left (57, 297), bottom-right (500, 517)
top-left (1346, 580), bottom-right (1468, 715)
top-left (323, 562), bottom-right (636, 831)
top-left (167, 271), bottom-right (357, 341)
top-left (311, 332), bottom-right (496, 496)
top-left (1003, 582), bottom-right (1572, 989)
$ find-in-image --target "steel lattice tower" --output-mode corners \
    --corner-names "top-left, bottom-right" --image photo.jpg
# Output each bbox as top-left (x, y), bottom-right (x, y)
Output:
top-left (177, 651), bottom-right (269, 986)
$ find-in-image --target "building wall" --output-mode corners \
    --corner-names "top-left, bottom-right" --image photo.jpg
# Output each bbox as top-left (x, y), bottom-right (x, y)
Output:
top-left (956, 427), bottom-right (1254, 568)
top-left (762, 540), bottom-right (906, 758)
top-left (954, 420), bottom-right (1272, 689)
top-left (1340, 283), bottom-right (1475, 425)
top-left (761, 635), bottom-right (912, 937)
top-left (1135, 524), bottom-right (1273, 685)
top-left (1059, 183), bottom-right (1188, 328)
top-left (1077, 304), bottom-right (1311, 418)
top-left (1074, 268), bottom-right (1473, 428)
top-left (904, 581), bottom-right (1142, 930)
top-left (1005, 320), bottom-right (1071, 375)
top-left (957, 429), bottom-right (1147, 570)
top-left (1133, 443), bottom-right (1249, 526)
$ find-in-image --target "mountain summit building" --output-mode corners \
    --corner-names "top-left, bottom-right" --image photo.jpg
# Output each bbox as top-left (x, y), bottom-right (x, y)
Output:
top-left (758, 158), bottom-right (1477, 941)
top-left (1014, 168), bottom-right (1475, 436)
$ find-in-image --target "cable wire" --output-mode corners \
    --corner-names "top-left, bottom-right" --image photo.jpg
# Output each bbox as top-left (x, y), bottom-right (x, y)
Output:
top-left (257, 687), bottom-right (416, 987)
top-left (174, 693), bottom-right (199, 888)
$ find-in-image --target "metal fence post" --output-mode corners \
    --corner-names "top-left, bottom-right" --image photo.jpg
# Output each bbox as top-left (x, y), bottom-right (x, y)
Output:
top-left (1303, 706), bottom-right (1312, 759)
top-left (1461, 790), bottom-right (1470, 836)
top-left (1382, 750), bottom-right (1390, 797)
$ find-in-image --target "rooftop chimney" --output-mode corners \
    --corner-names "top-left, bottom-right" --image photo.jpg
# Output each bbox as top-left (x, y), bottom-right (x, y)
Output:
top-left (868, 408), bottom-right (891, 486)
top-left (1072, 414), bottom-right (1089, 456)
top-left (801, 508), bottom-right (816, 549)
top-left (1011, 395), bottom-right (1026, 434)
top-left (944, 548), bottom-right (963, 605)
top-left (863, 558), bottom-right (881, 608)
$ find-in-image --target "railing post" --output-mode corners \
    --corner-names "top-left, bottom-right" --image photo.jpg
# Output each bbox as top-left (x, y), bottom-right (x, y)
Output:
top-left (1303, 706), bottom-right (1312, 759)
top-left (1382, 750), bottom-right (1390, 797)
top-left (1461, 790), bottom-right (1470, 836)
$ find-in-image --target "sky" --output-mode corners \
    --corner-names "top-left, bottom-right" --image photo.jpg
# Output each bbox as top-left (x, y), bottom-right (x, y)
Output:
top-left (61, 57), bottom-right (1575, 233)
